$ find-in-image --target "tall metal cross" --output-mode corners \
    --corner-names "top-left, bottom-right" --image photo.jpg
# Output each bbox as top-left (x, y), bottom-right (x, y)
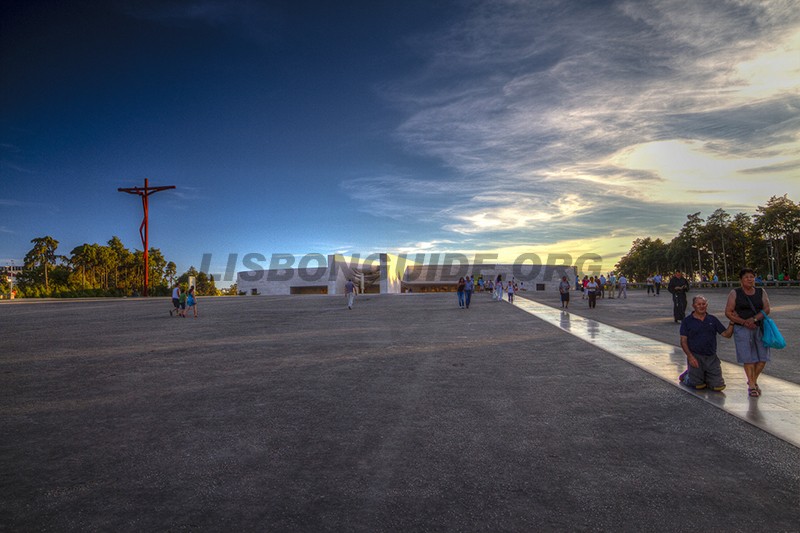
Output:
top-left (118, 178), bottom-right (175, 296)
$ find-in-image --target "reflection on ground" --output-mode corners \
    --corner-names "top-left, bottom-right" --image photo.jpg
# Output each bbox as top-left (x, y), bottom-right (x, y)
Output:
top-left (516, 298), bottom-right (800, 449)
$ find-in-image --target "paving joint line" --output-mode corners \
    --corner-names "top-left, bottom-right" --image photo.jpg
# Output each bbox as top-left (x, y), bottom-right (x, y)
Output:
top-left (512, 297), bottom-right (800, 449)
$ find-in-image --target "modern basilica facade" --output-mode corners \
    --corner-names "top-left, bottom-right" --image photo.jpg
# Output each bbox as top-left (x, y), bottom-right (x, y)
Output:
top-left (236, 253), bottom-right (575, 296)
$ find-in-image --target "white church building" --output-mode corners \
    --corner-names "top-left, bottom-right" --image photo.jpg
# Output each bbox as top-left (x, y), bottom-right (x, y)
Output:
top-left (237, 253), bottom-right (575, 296)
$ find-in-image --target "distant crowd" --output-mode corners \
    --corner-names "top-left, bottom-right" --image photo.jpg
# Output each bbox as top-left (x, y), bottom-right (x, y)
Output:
top-left (456, 274), bottom-right (524, 308)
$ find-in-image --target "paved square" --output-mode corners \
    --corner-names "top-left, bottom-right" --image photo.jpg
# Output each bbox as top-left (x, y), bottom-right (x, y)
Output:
top-left (2, 292), bottom-right (799, 531)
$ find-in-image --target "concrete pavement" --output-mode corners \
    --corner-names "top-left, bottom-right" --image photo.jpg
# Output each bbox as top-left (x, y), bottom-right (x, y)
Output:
top-left (2, 292), bottom-right (798, 531)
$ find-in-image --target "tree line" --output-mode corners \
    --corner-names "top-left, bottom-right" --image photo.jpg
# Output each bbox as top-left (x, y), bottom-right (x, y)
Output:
top-left (11, 235), bottom-right (228, 298)
top-left (8, 194), bottom-right (797, 295)
top-left (614, 195), bottom-right (799, 282)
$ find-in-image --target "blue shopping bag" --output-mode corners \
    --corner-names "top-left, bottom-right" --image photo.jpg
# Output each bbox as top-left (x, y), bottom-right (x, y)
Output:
top-left (761, 316), bottom-right (786, 349)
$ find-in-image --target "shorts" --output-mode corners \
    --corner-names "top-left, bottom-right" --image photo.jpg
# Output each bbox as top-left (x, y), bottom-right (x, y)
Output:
top-left (733, 325), bottom-right (770, 364)
top-left (684, 352), bottom-right (724, 388)
top-left (172, 298), bottom-right (180, 308)
top-left (560, 292), bottom-right (569, 302)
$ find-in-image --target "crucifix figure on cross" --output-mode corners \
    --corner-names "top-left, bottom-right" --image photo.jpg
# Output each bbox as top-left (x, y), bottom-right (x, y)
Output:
top-left (118, 178), bottom-right (175, 297)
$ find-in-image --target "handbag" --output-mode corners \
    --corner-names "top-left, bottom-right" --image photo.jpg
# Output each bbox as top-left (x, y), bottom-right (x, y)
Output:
top-left (743, 289), bottom-right (785, 349)
top-left (761, 316), bottom-right (786, 349)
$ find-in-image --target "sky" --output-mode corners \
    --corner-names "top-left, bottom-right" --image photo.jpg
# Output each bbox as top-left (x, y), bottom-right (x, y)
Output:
top-left (2, 0), bottom-right (799, 285)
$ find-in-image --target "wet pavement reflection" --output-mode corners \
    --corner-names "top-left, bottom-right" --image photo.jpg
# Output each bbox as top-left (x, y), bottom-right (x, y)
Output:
top-left (516, 298), bottom-right (800, 448)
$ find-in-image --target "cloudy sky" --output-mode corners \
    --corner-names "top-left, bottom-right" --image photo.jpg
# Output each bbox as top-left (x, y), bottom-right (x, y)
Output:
top-left (2, 0), bottom-right (798, 283)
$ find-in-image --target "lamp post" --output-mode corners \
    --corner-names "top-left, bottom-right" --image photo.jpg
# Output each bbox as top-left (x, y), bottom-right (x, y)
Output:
top-left (697, 245), bottom-right (702, 281)
top-left (720, 232), bottom-right (729, 284)
top-left (767, 241), bottom-right (776, 281)
top-left (7, 260), bottom-right (14, 299)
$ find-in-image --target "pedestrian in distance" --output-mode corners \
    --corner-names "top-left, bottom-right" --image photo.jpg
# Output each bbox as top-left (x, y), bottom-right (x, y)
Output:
top-left (678, 295), bottom-right (734, 391)
top-left (494, 275), bottom-right (503, 302)
top-left (186, 285), bottom-right (198, 318)
top-left (725, 268), bottom-right (772, 397)
top-left (654, 273), bottom-right (662, 295)
top-left (646, 274), bottom-right (655, 296)
top-left (345, 278), bottom-right (356, 309)
top-left (178, 287), bottom-right (187, 317)
top-left (668, 270), bottom-right (690, 323)
top-left (617, 274), bottom-right (628, 299)
top-left (464, 276), bottom-right (474, 308)
top-left (559, 275), bottom-right (571, 309)
top-left (170, 284), bottom-right (181, 316)
top-left (457, 277), bottom-right (466, 308)
top-left (586, 276), bottom-right (599, 309)
top-left (507, 280), bottom-right (515, 303)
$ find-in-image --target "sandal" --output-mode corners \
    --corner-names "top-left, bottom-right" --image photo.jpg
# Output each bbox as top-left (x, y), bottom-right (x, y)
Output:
top-left (748, 388), bottom-right (761, 397)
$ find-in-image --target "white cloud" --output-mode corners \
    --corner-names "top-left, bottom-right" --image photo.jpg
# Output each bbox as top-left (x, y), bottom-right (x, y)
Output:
top-left (444, 194), bottom-right (595, 234)
top-left (728, 29), bottom-right (800, 100)
top-left (361, 0), bottom-right (800, 246)
top-left (606, 139), bottom-right (800, 203)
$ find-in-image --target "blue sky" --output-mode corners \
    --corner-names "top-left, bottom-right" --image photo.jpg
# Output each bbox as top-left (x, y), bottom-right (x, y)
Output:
top-left (2, 0), bottom-right (799, 285)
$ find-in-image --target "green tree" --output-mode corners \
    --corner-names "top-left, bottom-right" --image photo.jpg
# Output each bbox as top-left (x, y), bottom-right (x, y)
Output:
top-left (96, 245), bottom-right (116, 290)
top-left (24, 236), bottom-right (59, 293)
top-left (224, 283), bottom-right (239, 296)
top-left (69, 243), bottom-right (93, 290)
top-left (702, 209), bottom-right (732, 281)
top-left (147, 247), bottom-right (168, 292)
top-left (176, 267), bottom-right (219, 295)
top-left (165, 261), bottom-right (177, 286)
top-left (196, 271), bottom-right (210, 294)
top-left (665, 212), bottom-right (706, 277)
top-left (129, 250), bottom-right (145, 294)
top-left (729, 212), bottom-right (754, 275)
top-left (107, 236), bottom-right (131, 291)
top-left (615, 237), bottom-right (669, 281)
top-left (192, 272), bottom-right (219, 296)
top-left (177, 266), bottom-right (199, 287)
top-left (752, 195), bottom-right (800, 277)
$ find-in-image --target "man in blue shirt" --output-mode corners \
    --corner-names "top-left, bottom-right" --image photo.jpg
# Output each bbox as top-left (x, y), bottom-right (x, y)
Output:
top-left (653, 273), bottom-right (662, 295)
top-left (679, 295), bottom-right (735, 390)
top-left (345, 279), bottom-right (356, 309)
top-left (464, 276), bottom-right (474, 309)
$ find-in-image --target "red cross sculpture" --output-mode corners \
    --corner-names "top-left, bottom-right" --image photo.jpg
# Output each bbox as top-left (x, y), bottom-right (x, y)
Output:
top-left (118, 179), bottom-right (175, 296)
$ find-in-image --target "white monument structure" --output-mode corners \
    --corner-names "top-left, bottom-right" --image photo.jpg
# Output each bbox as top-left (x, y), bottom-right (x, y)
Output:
top-left (237, 253), bottom-right (575, 296)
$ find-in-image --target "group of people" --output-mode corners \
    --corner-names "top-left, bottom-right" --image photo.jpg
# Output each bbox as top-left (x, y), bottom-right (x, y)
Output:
top-left (644, 274), bottom-right (663, 295)
top-left (760, 272), bottom-right (795, 285)
top-left (571, 273), bottom-right (629, 309)
top-left (678, 268), bottom-right (772, 397)
top-left (456, 276), bottom-right (473, 308)
top-left (455, 275), bottom-right (520, 308)
top-left (470, 274), bottom-right (524, 295)
top-left (576, 273), bottom-right (629, 302)
top-left (565, 267), bottom-right (776, 398)
top-left (170, 284), bottom-right (198, 318)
